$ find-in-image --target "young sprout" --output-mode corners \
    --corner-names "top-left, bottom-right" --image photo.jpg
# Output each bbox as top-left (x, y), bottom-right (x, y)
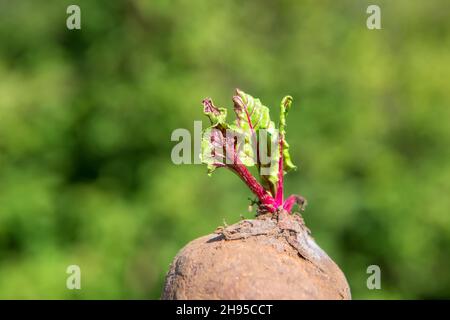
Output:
top-left (200, 89), bottom-right (307, 214)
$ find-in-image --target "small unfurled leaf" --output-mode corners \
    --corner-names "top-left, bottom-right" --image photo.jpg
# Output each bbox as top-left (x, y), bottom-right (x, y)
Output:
top-left (279, 95), bottom-right (297, 173)
top-left (200, 99), bottom-right (229, 175)
top-left (202, 98), bottom-right (227, 126)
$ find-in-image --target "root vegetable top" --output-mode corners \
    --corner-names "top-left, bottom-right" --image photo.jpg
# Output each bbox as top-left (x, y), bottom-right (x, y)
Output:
top-left (162, 211), bottom-right (351, 300)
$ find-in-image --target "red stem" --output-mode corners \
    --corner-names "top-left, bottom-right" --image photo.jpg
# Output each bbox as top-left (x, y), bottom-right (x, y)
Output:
top-left (231, 164), bottom-right (277, 211)
top-left (275, 136), bottom-right (284, 207)
top-left (283, 195), bottom-right (296, 212)
top-left (283, 194), bottom-right (306, 212)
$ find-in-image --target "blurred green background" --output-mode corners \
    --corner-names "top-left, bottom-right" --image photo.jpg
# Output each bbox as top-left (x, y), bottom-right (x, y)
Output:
top-left (0, 0), bottom-right (449, 299)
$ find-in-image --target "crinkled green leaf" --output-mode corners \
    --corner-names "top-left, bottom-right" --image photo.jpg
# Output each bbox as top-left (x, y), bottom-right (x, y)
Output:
top-left (200, 98), bottom-right (228, 175)
top-left (232, 89), bottom-right (276, 167)
top-left (232, 89), bottom-right (273, 132)
top-left (202, 98), bottom-right (227, 126)
top-left (200, 130), bottom-right (225, 175)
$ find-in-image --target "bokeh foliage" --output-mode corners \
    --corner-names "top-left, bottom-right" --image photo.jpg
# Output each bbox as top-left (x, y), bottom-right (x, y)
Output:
top-left (0, 0), bottom-right (449, 299)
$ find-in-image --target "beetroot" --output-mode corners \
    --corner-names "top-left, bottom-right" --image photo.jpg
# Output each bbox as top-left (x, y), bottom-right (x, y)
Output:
top-left (163, 90), bottom-right (351, 299)
top-left (163, 211), bottom-right (350, 299)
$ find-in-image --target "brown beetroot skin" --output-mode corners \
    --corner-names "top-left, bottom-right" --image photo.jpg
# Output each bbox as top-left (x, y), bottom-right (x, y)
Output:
top-left (162, 210), bottom-right (351, 300)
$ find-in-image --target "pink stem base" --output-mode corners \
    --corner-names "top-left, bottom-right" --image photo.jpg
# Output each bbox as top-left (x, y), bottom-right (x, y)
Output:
top-left (231, 164), bottom-right (277, 212)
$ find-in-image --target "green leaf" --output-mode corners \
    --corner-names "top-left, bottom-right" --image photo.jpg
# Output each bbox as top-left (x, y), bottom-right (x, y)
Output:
top-left (200, 98), bottom-right (228, 175)
top-left (200, 130), bottom-right (225, 175)
top-left (279, 95), bottom-right (297, 173)
top-left (232, 89), bottom-right (276, 167)
top-left (232, 89), bottom-right (273, 132)
top-left (202, 98), bottom-right (227, 126)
